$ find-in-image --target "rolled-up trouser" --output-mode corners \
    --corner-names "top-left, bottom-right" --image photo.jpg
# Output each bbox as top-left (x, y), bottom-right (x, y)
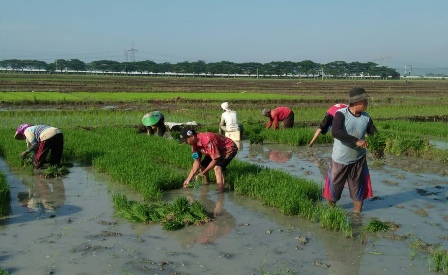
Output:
top-left (34, 133), bottom-right (64, 168)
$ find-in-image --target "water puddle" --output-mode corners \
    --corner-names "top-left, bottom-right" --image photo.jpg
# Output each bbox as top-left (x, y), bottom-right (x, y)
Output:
top-left (429, 139), bottom-right (448, 150)
top-left (1, 140), bottom-right (446, 274)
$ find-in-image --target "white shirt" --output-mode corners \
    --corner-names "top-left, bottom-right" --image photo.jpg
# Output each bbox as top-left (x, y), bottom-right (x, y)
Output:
top-left (220, 110), bottom-right (240, 131)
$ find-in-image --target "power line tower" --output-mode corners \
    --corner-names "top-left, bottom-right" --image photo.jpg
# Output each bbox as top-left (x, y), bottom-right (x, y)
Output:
top-left (127, 42), bottom-right (137, 62)
top-left (124, 50), bottom-right (129, 62)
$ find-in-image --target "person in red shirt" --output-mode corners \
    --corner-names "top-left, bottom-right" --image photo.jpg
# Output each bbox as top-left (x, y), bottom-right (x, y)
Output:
top-left (262, 106), bottom-right (294, 130)
top-left (309, 103), bottom-right (348, 147)
top-left (179, 128), bottom-right (238, 193)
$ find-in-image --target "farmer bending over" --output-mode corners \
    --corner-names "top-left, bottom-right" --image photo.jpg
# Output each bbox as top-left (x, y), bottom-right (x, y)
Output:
top-left (179, 128), bottom-right (238, 193)
top-left (309, 103), bottom-right (348, 147)
top-left (262, 106), bottom-right (294, 130)
top-left (142, 111), bottom-right (166, 136)
top-left (14, 124), bottom-right (64, 169)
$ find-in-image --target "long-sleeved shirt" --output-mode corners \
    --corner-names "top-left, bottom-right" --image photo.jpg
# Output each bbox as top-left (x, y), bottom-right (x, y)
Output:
top-left (24, 125), bottom-right (62, 152)
top-left (266, 106), bottom-right (292, 129)
top-left (318, 103), bottom-right (348, 134)
top-left (331, 108), bottom-right (377, 164)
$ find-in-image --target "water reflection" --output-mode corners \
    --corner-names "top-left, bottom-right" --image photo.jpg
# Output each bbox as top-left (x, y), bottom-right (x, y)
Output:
top-left (268, 149), bottom-right (292, 163)
top-left (17, 175), bottom-right (66, 215)
top-left (166, 186), bottom-right (236, 249)
top-left (429, 139), bottom-right (448, 150)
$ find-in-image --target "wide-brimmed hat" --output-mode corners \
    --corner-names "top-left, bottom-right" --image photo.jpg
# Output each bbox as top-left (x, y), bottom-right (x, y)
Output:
top-left (178, 128), bottom-right (197, 144)
top-left (262, 108), bottom-right (270, 116)
top-left (142, 111), bottom-right (163, 126)
top-left (349, 88), bottom-right (369, 104)
top-left (14, 124), bottom-right (32, 140)
top-left (221, 102), bottom-right (230, 111)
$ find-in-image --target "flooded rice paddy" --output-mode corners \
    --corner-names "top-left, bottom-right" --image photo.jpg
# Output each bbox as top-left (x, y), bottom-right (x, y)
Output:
top-left (1, 141), bottom-right (447, 275)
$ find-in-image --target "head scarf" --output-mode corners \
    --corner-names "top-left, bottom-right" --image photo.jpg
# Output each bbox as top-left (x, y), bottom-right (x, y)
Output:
top-left (221, 102), bottom-right (230, 111)
top-left (14, 124), bottom-right (32, 140)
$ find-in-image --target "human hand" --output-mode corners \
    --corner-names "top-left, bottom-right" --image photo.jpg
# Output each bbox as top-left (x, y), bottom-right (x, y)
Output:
top-left (195, 172), bottom-right (204, 181)
top-left (183, 180), bottom-right (190, 188)
top-left (20, 152), bottom-right (27, 160)
top-left (356, 140), bottom-right (368, 148)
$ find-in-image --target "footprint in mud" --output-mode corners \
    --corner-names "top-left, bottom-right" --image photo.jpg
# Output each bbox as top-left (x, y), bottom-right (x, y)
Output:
top-left (415, 188), bottom-right (440, 196)
top-left (313, 261), bottom-right (331, 269)
top-left (100, 230), bottom-right (122, 237)
top-left (383, 179), bottom-right (399, 186)
top-left (414, 208), bottom-right (429, 217)
top-left (98, 220), bottom-right (118, 225)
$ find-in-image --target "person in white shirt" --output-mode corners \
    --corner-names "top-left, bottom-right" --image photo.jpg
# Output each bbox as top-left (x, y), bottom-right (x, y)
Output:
top-left (219, 102), bottom-right (242, 136)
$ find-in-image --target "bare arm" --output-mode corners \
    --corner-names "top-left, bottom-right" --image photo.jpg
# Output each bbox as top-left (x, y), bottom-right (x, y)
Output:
top-left (183, 159), bottom-right (201, 188)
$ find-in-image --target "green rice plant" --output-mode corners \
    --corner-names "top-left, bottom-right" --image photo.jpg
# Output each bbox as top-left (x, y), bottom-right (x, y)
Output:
top-left (0, 267), bottom-right (10, 275)
top-left (130, 203), bottom-right (151, 223)
top-left (168, 196), bottom-right (191, 215)
top-left (0, 171), bottom-right (11, 217)
top-left (385, 133), bottom-right (431, 156)
top-left (41, 165), bottom-right (70, 178)
top-left (367, 132), bottom-right (387, 159)
top-left (247, 126), bottom-right (265, 145)
top-left (112, 193), bottom-right (209, 230)
top-left (0, 91), bottom-right (303, 103)
top-left (190, 200), bottom-right (210, 222)
top-left (162, 219), bottom-right (185, 231)
top-left (319, 206), bottom-right (352, 238)
top-left (428, 248), bottom-right (448, 273)
top-left (363, 218), bottom-right (390, 232)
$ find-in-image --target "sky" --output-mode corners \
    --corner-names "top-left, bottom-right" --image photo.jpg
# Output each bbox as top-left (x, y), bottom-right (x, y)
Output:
top-left (1, 0), bottom-right (447, 70)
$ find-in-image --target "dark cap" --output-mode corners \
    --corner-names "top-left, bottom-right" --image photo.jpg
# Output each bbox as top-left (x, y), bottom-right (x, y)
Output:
top-left (178, 128), bottom-right (197, 144)
top-left (349, 87), bottom-right (369, 104)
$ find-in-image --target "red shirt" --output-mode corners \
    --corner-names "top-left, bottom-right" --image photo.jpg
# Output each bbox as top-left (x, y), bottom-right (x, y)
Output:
top-left (193, 132), bottom-right (238, 159)
top-left (266, 106), bottom-right (292, 129)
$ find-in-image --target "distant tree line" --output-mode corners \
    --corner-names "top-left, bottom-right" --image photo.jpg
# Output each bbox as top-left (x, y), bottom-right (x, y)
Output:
top-left (0, 58), bottom-right (400, 78)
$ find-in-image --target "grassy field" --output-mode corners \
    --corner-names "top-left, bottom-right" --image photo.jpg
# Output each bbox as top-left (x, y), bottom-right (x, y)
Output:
top-left (1, 74), bottom-right (448, 271)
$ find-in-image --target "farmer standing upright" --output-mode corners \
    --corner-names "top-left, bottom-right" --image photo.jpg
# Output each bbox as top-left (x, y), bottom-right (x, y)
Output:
top-left (179, 128), bottom-right (238, 193)
top-left (14, 124), bottom-right (64, 169)
top-left (323, 88), bottom-right (377, 213)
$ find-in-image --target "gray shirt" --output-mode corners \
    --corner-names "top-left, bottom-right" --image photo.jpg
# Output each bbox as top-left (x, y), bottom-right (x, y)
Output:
top-left (331, 107), bottom-right (376, 165)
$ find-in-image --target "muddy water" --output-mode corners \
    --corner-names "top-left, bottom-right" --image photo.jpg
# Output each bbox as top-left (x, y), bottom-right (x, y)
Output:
top-left (0, 141), bottom-right (447, 275)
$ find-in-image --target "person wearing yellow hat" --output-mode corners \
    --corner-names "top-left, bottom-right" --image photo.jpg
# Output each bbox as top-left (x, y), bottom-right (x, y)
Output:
top-left (142, 111), bottom-right (166, 136)
top-left (14, 124), bottom-right (64, 169)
